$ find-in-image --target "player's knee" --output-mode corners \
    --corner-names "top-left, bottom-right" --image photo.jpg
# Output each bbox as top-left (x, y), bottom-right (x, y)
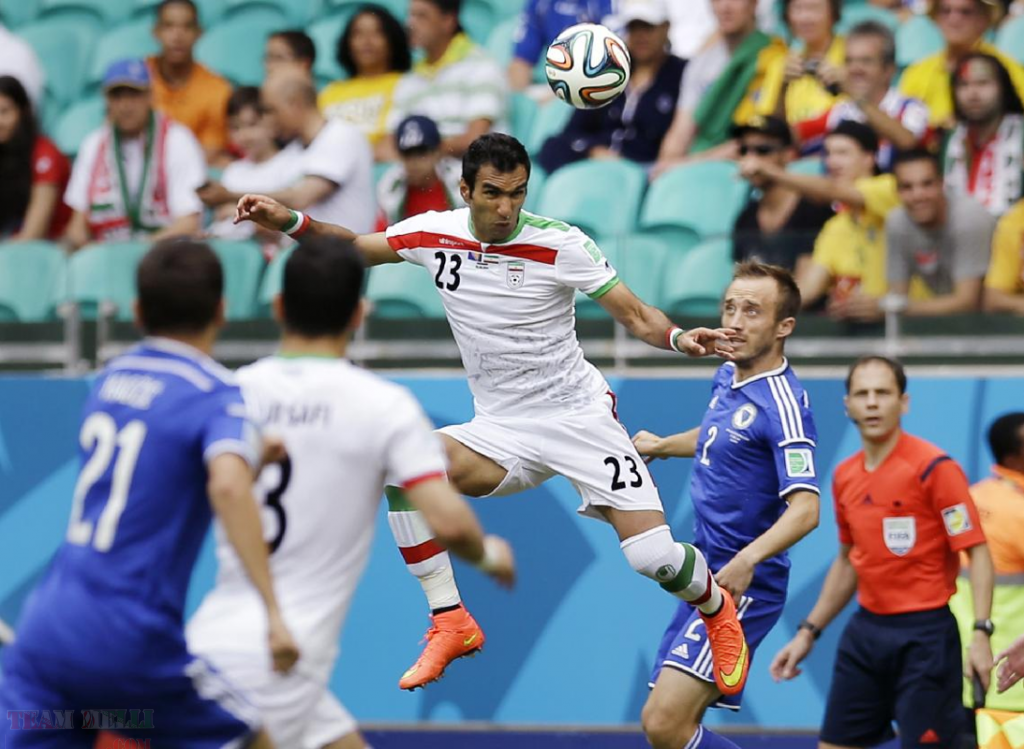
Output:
top-left (641, 700), bottom-right (698, 749)
top-left (619, 525), bottom-right (681, 582)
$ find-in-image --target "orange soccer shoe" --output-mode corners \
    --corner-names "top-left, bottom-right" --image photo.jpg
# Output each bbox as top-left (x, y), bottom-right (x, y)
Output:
top-left (398, 604), bottom-right (485, 691)
top-left (699, 590), bottom-right (750, 697)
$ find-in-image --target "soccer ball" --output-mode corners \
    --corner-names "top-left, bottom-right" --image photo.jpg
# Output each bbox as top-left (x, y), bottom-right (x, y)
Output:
top-left (545, 23), bottom-right (631, 110)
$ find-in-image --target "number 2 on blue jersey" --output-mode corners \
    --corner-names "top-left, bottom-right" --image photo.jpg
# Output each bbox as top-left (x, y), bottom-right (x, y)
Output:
top-left (699, 425), bottom-right (718, 467)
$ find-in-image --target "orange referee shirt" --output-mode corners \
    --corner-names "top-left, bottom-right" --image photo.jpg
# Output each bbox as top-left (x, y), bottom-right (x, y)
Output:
top-left (833, 432), bottom-right (986, 615)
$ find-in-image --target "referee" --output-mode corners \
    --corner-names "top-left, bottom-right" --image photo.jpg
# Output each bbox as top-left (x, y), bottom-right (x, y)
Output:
top-left (770, 356), bottom-right (995, 748)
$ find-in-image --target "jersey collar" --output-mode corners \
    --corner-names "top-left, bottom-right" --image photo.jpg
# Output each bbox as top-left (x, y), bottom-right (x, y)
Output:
top-left (467, 210), bottom-right (527, 245)
top-left (143, 336), bottom-right (213, 364)
top-left (729, 357), bottom-right (790, 389)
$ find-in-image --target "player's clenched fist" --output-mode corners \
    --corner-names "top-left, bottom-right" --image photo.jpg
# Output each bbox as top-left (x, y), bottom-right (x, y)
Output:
top-left (476, 534), bottom-right (517, 588)
top-left (267, 610), bottom-right (301, 673)
top-left (235, 194), bottom-right (292, 231)
top-left (632, 430), bottom-right (664, 459)
top-left (769, 631), bottom-right (814, 682)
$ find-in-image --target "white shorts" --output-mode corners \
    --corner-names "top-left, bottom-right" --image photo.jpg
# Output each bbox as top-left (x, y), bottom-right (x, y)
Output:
top-left (439, 393), bottom-right (664, 519)
top-left (185, 650), bottom-right (357, 749)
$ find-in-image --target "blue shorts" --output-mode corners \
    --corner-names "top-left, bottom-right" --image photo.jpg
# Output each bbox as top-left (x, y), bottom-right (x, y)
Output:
top-left (649, 593), bottom-right (784, 710)
top-left (0, 640), bottom-right (261, 748)
top-left (820, 606), bottom-right (967, 749)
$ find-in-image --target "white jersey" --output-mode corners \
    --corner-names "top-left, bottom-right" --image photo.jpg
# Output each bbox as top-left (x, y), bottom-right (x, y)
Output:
top-left (186, 356), bottom-right (447, 680)
top-left (385, 208), bottom-right (618, 417)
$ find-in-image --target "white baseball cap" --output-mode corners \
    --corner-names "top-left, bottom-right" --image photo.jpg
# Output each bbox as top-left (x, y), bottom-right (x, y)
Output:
top-left (616, 0), bottom-right (670, 26)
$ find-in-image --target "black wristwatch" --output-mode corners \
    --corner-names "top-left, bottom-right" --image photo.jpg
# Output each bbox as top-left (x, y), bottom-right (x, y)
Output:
top-left (974, 619), bottom-right (995, 637)
top-left (798, 619), bottom-right (822, 640)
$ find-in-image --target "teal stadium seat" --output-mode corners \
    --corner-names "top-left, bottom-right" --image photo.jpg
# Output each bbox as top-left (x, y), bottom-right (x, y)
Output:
top-left (640, 161), bottom-right (748, 252)
top-left (257, 245), bottom-right (293, 314)
top-left (896, 15), bottom-right (944, 69)
top-left (18, 22), bottom-right (88, 106)
top-left (132, 0), bottom-right (226, 25)
top-left (538, 159), bottom-right (646, 240)
top-left (608, 234), bottom-right (671, 307)
top-left (54, 96), bottom-right (106, 156)
top-left (836, 4), bottom-right (899, 34)
top-left (310, 13), bottom-right (355, 88)
top-left (366, 261), bottom-right (446, 319)
top-left (487, 16), bottom-right (520, 70)
top-left (195, 16), bottom-right (280, 86)
top-left (0, 0), bottom-right (41, 28)
top-left (220, 0), bottom-right (292, 25)
top-left (661, 238), bottom-right (734, 316)
top-left (788, 157), bottom-right (823, 176)
top-left (324, 0), bottom-right (409, 21)
top-left (524, 165), bottom-right (546, 213)
top-left (208, 240), bottom-right (265, 320)
top-left (0, 242), bottom-right (67, 322)
top-left (510, 92), bottom-right (538, 145)
top-left (37, 0), bottom-right (134, 27)
top-left (460, 0), bottom-right (497, 44)
top-left (87, 20), bottom-right (160, 90)
top-left (526, 100), bottom-right (573, 154)
top-left (486, 0), bottom-right (525, 21)
top-left (997, 15), bottom-right (1024, 64)
top-left (67, 241), bottom-right (149, 321)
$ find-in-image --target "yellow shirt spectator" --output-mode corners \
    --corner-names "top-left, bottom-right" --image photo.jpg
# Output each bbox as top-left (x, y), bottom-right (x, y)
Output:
top-left (899, 42), bottom-right (1024, 126)
top-left (811, 174), bottom-right (900, 299)
top-left (756, 37), bottom-right (845, 124)
top-left (147, 57), bottom-right (232, 156)
top-left (984, 199), bottom-right (1024, 293)
top-left (319, 73), bottom-right (403, 147)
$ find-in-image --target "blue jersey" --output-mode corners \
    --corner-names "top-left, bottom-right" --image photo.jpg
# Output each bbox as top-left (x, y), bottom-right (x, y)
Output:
top-left (690, 360), bottom-right (819, 602)
top-left (12, 338), bottom-right (259, 666)
top-left (513, 0), bottom-right (615, 64)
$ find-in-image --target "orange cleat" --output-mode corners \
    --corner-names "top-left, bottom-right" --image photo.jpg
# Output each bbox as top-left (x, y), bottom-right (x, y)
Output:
top-left (398, 604), bottom-right (485, 691)
top-left (700, 590), bottom-right (750, 696)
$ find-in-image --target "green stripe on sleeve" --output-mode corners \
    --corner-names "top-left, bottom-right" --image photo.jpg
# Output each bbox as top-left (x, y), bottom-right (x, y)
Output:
top-left (385, 486), bottom-right (415, 512)
top-left (587, 276), bottom-right (620, 300)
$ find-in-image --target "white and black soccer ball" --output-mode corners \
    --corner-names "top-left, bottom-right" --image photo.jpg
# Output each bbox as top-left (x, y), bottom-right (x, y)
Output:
top-left (545, 23), bottom-right (631, 110)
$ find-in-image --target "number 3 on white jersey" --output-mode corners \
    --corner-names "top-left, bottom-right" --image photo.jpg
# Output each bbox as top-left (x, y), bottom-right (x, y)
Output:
top-left (699, 425), bottom-right (718, 467)
top-left (66, 412), bottom-right (147, 552)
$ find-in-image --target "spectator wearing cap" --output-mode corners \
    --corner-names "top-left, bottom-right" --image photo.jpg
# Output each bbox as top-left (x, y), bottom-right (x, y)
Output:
top-left (507, 0), bottom-right (614, 91)
top-left (199, 71), bottom-right (374, 233)
top-left (384, 0), bottom-right (506, 159)
top-left (942, 53), bottom-right (1024, 217)
top-left (792, 21), bottom-right (930, 172)
top-left (901, 0), bottom-right (1024, 127)
top-left (0, 75), bottom-right (71, 241)
top-left (319, 5), bottom-right (412, 162)
top-left (537, 0), bottom-right (684, 174)
top-left (653, 0), bottom-right (786, 176)
top-left (264, 30), bottom-right (316, 79)
top-left (742, 120), bottom-right (900, 319)
top-left (375, 115), bottom-right (461, 231)
top-left (0, 20), bottom-right (44, 107)
top-left (984, 199), bottom-right (1024, 313)
top-left (147, 0), bottom-right (233, 164)
top-left (884, 149), bottom-right (993, 316)
top-left (731, 116), bottom-right (834, 272)
top-left (63, 59), bottom-right (206, 250)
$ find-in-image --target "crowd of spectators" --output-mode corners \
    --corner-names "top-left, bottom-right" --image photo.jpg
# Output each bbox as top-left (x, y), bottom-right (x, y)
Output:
top-left (0, 0), bottom-right (1023, 320)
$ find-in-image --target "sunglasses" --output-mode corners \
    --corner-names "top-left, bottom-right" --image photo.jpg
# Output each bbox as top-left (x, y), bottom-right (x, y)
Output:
top-left (739, 144), bottom-right (783, 156)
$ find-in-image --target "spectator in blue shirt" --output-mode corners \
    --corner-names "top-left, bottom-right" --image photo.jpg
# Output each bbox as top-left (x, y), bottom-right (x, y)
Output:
top-left (509, 0), bottom-right (614, 90)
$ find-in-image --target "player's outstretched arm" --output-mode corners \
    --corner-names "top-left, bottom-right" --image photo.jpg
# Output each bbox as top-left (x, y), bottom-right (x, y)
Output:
top-left (234, 194), bottom-right (401, 267)
top-left (770, 543), bottom-right (857, 682)
top-left (632, 427), bottom-right (700, 459)
top-left (207, 453), bottom-right (300, 673)
top-left (406, 477), bottom-right (516, 588)
top-left (966, 543), bottom-right (995, 692)
top-left (596, 282), bottom-right (735, 357)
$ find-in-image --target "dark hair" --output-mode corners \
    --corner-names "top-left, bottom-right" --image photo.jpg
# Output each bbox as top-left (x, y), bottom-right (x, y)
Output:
top-left (336, 5), bottom-right (411, 77)
top-left (731, 261), bottom-right (802, 321)
top-left (781, 0), bottom-right (841, 32)
top-left (988, 412), bottom-right (1024, 466)
top-left (952, 52), bottom-right (1024, 120)
top-left (282, 237), bottom-right (366, 337)
top-left (226, 86), bottom-right (262, 118)
top-left (137, 239), bottom-right (223, 335)
top-left (891, 147), bottom-right (942, 176)
top-left (420, 0), bottom-right (462, 16)
top-left (156, 0), bottom-right (199, 24)
top-left (846, 20), bottom-right (896, 66)
top-left (844, 355), bottom-right (908, 394)
top-left (270, 30), bottom-right (316, 67)
top-left (462, 133), bottom-right (531, 192)
top-left (0, 76), bottom-right (37, 233)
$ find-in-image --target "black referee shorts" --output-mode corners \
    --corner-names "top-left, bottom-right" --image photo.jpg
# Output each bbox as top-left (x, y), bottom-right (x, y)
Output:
top-left (820, 606), bottom-right (967, 749)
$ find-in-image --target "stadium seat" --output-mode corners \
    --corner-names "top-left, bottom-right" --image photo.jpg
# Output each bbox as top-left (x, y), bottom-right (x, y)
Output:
top-left (220, 0), bottom-right (291, 26)
top-left (54, 96), bottom-right (106, 157)
top-left (661, 238), bottom-right (734, 316)
top-left (66, 241), bottom-right (149, 321)
top-left (997, 15), bottom-right (1024, 64)
top-left (487, 16), bottom-right (520, 71)
top-left (208, 240), bottom-right (266, 320)
top-left (18, 21), bottom-right (89, 106)
top-left (366, 261), bottom-right (446, 319)
top-left (788, 157), bottom-right (823, 176)
top-left (835, 4), bottom-right (899, 33)
top-left (310, 12), bottom-right (355, 87)
top-left (896, 15), bottom-right (944, 70)
top-left (324, 0), bottom-right (408, 21)
top-left (611, 234), bottom-right (672, 306)
top-left (526, 100), bottom-right (573, 154)
top-left (37, 0), bottom-right (134, 26)
top-left (461, 0), bottom-right (497, 44)
top-left (524, 166), bottom-right (546, 213)
top-left (510, 92), bottom-right (538, 145)
top-left (257, 245), bottom-right (293, 314)
top-left (132, 0), bottom-right (226, 25)
top-left (639, 161), bottom-right (748, 253)
top-left (0, 0), bottom-right (41, 28)
top-left (373, 161), bottom-right (395, 190)
top-left (485, 0), bottom-right (525, 21)
top-left (195, 16), bottom-right (281, 86)
top-left (87, 19), bottom-right (160, 91)
top-left (0, 242), bottom-right (67, 322)
top-left (538, 159), bottom-right (646, 240)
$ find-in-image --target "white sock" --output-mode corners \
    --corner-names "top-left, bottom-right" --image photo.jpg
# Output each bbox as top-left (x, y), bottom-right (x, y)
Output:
top-left (620, 526), bottom-right (722, 614)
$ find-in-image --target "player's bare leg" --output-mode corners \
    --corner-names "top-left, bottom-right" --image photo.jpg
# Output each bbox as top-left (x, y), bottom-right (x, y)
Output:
top-left (597, 507), bottom-right (750, 696)
top-left (642, 668), bottom-right (739, 749)
top-left (321, 730), bottom-right (370, 748)
top-left (393, 436), bottom-right (505, 690)
top-left (248, 730), bottom-right (276, 749)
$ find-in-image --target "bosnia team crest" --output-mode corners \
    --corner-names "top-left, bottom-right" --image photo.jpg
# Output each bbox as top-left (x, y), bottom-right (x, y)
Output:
top-left (732, 403), bottom-right (758, 429)
top-left (507, 261), bottom-right (525, 289)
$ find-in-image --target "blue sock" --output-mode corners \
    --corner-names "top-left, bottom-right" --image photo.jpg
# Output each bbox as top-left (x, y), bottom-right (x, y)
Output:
top-left (686, 725), bottom-right (741, 749)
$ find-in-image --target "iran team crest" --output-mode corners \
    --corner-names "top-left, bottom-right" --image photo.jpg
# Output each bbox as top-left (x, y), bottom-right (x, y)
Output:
top-left (506, 261), bottom-right (525, 289)
top-left (883, 516), bottom-right (916, 556)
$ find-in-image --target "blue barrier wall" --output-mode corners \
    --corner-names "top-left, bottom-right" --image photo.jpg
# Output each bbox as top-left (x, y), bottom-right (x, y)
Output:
top-left (0, 372), bottom-right (1016, 731)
